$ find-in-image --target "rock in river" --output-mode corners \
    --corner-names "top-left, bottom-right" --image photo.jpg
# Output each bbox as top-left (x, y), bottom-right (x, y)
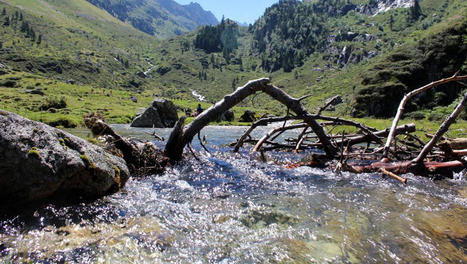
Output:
top-left (0, 110), bottom-right (129, 212)
top-left (131, 98), bottom-right (178, 128)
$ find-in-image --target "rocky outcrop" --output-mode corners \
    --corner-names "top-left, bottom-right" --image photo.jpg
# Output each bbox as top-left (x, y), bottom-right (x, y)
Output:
top-left (217, 110), bottom-right (234, 122)
top-left (131, 98), bottom-right (178, 128)
top-left (0, 110), bottom-right (129, 212)
top-left (357, 0), bottom-right (413, 15)
top-left (240, 110), bottom-right (256, 122)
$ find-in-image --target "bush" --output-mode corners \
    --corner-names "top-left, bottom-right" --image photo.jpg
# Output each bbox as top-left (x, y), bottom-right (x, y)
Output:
top-left (46, 117), bottom-right (77, 128)
top-left (40, 96), bottom-right (67, 110)
top-left (428, 112), bottom-right (444, 121)
top-left (404, 111), bottom-right (425, 120)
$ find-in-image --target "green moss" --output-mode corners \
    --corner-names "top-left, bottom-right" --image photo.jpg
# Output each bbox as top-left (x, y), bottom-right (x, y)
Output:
top-left (28, 147), bottom-right (40, 158)
top-left (112, 165), bottom-right (122, 188)
top-left (80, 154), bottom-right (96, 169)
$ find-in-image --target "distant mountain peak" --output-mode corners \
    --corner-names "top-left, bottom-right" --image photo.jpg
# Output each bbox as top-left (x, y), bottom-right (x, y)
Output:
top-left (86, 0), bottom-right (218, 38)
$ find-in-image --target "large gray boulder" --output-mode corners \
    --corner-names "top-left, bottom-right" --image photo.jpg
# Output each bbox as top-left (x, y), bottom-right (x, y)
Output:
top-left (131, 98), bottom-right (178, 128)
top-left (0, 110), bottom-right (130, 211)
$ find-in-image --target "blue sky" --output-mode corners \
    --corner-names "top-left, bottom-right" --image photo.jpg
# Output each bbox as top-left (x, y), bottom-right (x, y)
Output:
top-left (174, 0), bottom-right (279, 24)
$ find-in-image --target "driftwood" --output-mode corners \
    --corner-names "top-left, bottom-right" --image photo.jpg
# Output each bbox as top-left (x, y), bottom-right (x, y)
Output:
top-left (84, 114), bottom-right (168, 175)
top-left (234, 116), bottom-right (300, 152)
top-left (158, 75), bottom-right (466, 181)
top-left (383, 73), bottom-right (467, 158)
top-left (252, 123), bottom-right (308, 152)
top-left (413, 92), bottom-right (467, 163)
top-left (165, 78), bottom-right (338, 160)
top-left (380, 168), bottom-right (407, 184)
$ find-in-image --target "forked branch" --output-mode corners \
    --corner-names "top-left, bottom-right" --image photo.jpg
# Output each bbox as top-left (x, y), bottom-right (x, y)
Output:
top-left (165, 78), bottom-right (338, 160)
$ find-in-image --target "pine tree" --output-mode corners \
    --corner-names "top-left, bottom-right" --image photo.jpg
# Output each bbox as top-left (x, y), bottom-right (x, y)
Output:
top-left (19, 12), bottom-right (23, 21)
top-left (37, 34), bottom-right (42, 45)
top-left (389, 14), bottom-right (394, 31)
top-left (3, 16), bottom-right (9, 26)
top-left (1, 8), bottom-right (6, 16)
top-left (29, 28), bottom-right (36, 41)
top-left (410, 0), bottom-right (422, 21)
top-left (20, 20), bottom-right (28, 32)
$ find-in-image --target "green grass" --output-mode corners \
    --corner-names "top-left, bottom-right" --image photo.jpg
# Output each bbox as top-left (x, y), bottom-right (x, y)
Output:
top-left (0, 0), bottom-right (465, 129)
top-left (0, 72), bottom-right (263, 127)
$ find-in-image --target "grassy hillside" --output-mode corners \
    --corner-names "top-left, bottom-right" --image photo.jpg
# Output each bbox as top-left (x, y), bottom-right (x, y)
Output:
top-left (0, 0), bottom-right (157, 89)
top-left (0, 0), bottom-right (466, 129)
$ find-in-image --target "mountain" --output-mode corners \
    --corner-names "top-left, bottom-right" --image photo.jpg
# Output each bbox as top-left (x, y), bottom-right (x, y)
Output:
top-left (0, 0), bottom-right (466, 126)
top-left (86, 0), bottom-right (218, 38)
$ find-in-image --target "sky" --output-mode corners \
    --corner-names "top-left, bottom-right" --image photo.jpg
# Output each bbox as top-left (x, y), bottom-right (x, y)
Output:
top-left (174, 0), bottom-right (279, 24)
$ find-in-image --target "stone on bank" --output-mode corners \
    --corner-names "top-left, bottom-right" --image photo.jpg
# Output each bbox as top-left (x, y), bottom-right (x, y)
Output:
top-left (0, 110), bottom-right (129, 211)
top-left (131, 98), bottom-right (178, 128)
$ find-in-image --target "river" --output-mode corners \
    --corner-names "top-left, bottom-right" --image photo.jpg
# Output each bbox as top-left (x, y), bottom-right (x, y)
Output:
top-left (0, 125), bottom-right (466, 263)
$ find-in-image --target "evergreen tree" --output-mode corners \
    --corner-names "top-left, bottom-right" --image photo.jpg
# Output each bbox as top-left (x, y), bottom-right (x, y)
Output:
top-left (389, 14), bottom-right (394, 31)
top-left (410, 0), bottom-right (422, 21)
top-left (29, 28), bottom-right (36, 41)
top-left (1, 8), bottom-right (6, 16)
top-left (3, 16), bottom-right (9, 26)
top-left (19, 12), bottom-right (23, 21)
top-left (37, 34), bottom-right (42, 45)
top-left (20, 20), bottom-right (28, 32)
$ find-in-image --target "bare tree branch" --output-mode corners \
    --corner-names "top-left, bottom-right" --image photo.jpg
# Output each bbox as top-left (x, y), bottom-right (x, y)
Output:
top-left (165, 78), bottom-right (338, 160)
top-left (383, 73), bottom-right (467, 158)
top-left (413, 92), bottom-right (467, 164)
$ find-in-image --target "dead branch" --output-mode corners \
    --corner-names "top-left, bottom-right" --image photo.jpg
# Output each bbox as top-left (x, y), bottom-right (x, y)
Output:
top-left (379, 168), bottom-right (407, 184)
top-left (233, 116), bottom-right (301, 152)
top-left (383, 73), bottom-right (467, 158)
top-left (165, 78), bottom-right (338, 160)
top-left (84, 116), bottom-right (168, 175)
top-left (295, 127), bottom-right (310, 152)
top-left (337, 123), bottom-right (415, 147)
top-left (413, 92), bottom-right (467, 164)
top-left (252, 123), bottom-right (308, 152)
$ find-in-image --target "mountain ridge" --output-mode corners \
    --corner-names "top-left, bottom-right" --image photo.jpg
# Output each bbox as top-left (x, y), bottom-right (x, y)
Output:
top-left (86, 0), bottom-right (218, 38)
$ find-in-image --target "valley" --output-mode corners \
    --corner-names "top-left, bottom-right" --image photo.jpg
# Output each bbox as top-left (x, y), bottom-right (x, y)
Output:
top-left (0, 0), bottom-right (466, 128)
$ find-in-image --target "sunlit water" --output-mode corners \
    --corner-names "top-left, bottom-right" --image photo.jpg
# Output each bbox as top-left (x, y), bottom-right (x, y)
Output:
top-left (1, 125), bottom-right (466, 263)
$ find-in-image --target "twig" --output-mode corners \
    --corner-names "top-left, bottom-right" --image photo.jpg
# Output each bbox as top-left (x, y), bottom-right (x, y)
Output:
top-left (198, 132), bottom-right (210, 153)
top-left (379, 168), bottom-right (407, 184)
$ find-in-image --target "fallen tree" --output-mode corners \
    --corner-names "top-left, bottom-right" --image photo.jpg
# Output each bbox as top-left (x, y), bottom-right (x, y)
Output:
top-left (164, 78), bottom-right (339, 160)
top-left (161, 75), bottom-right (466, 182)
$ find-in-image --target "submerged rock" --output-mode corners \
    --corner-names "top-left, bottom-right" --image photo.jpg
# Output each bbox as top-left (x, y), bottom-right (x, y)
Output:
top-left (0, 110), bottom-right (129, 212)
top-left (131, 98), bottom-right (178, 128)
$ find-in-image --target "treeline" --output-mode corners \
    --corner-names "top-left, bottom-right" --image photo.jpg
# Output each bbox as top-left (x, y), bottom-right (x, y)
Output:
top-left (1, 7), bottom-right (42, 44)
top-left (250, 0), bottom-right (345, 72)
top-left (194, 18), bottom-right (238, 62)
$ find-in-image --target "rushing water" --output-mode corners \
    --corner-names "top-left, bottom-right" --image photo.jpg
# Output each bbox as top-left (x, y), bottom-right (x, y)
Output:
top-left (1, 125), bottom-right (466, 263)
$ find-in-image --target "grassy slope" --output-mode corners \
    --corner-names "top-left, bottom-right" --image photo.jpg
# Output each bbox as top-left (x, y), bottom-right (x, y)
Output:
top-left (0, 0), bottom-right (157, 89)
top-left (0, 0), bottom-right (465, 135)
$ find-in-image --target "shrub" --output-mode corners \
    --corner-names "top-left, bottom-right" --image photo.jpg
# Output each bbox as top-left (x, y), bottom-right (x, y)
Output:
top-left (46, 117), bottom-right (77, 128)
top-left (40, 96), bottom-right (67, 110)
